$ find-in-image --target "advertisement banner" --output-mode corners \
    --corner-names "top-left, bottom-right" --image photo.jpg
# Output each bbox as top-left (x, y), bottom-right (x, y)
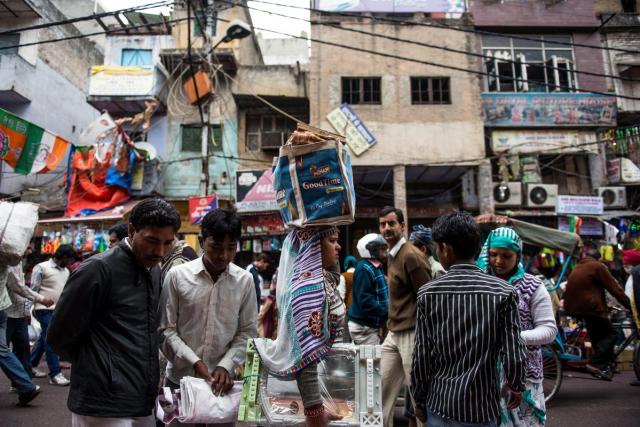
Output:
top-left (481, 93), bottom-right (617, 127)
top-left (558, 216), bottom-right (603, 236)
top-left (557, 195), bottom-right (604, 215)
top-left (189, 195), bottom-right (218, 225)
top-left (621, 157), bottom-right (640, 183)
top-left (236, 169), bottom-right (278, 213)
top-left (315, 0), bottom-right (465, 13)
top-left (607, 158), bottom-right (621, 184)
top-left (326, 103), bottom-right (376, 156)
top-left (491, 130), bottom-right (598, 154)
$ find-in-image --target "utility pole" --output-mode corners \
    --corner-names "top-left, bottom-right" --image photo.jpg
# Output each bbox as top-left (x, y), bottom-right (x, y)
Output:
top-left (200, 0), bottom-right (213, 196)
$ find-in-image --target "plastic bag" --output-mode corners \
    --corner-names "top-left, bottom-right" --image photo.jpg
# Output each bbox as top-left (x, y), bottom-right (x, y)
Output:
top-left (273, 126), bottom-right (355, 228)
top-left (156, 378), bottom-right (242, 424)
top-left (0, 201), bottom-right (38, 266)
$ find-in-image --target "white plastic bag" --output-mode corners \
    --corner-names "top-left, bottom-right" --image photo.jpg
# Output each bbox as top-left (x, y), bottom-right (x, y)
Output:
top-left (156, 377), bottom-right (242, 424)
top-left (0, 202), bottom-right (39, 266)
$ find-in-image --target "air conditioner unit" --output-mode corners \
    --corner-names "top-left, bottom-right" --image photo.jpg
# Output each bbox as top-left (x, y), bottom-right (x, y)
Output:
top-left (596, 186), bottom-right (627, 209)
top-left (492, 182), bottom-right (522, 208)
top-left (524, 183), bottom-right (558, 208)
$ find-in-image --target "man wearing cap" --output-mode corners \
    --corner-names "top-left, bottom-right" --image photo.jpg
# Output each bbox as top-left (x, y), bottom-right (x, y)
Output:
top-left (347, 234), bottom-right (389, 345)
top-left (410, 225), bottom-right (446, 280)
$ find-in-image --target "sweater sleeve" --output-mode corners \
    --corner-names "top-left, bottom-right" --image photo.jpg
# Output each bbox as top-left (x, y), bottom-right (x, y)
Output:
top-left (406, 250), bottom-right (432, 293)
top-left (598, 264), bottom-right (631, 310)
top-left (521, 285), bottom-right (557, 346)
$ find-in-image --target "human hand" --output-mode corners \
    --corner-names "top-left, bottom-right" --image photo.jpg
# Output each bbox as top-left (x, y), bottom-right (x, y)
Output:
top-left (211, 366), bottom-right (233, 396)
top-left (414, 406), bottom-right (427, 423)
top-left (503, 385), bottom-right (522, 410)
top-left (193, 360), bottom-right (212, 382)
top-left (41, 297), bottom-right (55, 307)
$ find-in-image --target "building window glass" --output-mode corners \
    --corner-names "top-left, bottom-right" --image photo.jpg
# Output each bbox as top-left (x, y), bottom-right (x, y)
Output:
top-left (411, 77), bottom-right (451, 104)
top-left (181, 124), bottom-right (223, 153)
top-left (341, 77), bottom-right (381, 105)
top-left (121, 49), bottom-right (153, 66)
top-left (0, 34), bottom-right (20, 55)
top-left (482, 34), bottom-right (577, 93)
top-left (246, 114), bottom-right (297, 150)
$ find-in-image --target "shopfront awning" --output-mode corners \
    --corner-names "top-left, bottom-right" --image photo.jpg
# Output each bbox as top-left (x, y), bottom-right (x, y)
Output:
top-left (38, 200), bottom-right (140, 224)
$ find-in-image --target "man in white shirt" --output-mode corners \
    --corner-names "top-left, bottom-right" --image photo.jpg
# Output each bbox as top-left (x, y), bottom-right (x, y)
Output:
top-left (30, 245), bottom-right (75, 386)
top-left (159, 208), bottom-right (257, 399)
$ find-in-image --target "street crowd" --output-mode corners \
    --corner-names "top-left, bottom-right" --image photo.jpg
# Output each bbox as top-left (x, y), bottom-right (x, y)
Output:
top-left (0, 199), bottom-right (637, 427)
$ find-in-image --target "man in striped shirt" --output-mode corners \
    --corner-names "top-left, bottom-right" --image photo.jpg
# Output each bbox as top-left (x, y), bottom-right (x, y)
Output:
top-left (411, 212), bottom-right (526, 427)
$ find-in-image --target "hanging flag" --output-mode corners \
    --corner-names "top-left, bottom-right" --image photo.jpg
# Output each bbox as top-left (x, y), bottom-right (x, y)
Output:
top-left (0, 108), bottom-right (69, 175)
top-left (77, 112), bottom-right (116, 146)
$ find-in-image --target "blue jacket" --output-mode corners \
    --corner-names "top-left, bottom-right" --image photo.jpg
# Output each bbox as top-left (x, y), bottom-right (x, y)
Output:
top-left (347, 259), bottom-right (389, 328)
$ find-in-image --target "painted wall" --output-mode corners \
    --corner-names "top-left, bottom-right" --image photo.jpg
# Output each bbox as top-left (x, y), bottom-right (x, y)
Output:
top-left (309, 15), bottom-right (485, 166)
top-left (469, 0), bottom-right (601, 28)
top-left (103, 35), bottom-right (175, 67)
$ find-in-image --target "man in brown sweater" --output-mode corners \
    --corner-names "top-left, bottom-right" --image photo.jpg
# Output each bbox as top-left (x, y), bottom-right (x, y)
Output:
top-left (378, 206), bottom-right (432, 427)
top-left (564, 249), bottom-right (631, 380)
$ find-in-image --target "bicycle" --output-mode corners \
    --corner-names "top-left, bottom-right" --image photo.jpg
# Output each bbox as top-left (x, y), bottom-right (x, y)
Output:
top-left (542, 312), bottom-right (639, 402)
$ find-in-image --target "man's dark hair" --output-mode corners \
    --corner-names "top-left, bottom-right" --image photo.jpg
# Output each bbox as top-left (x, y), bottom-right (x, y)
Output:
top-left (585, 248), bottom-right (601, 260)
top-left (108, 223), bottom-right (129, 241)
top-left (256, 252), bottom-right (272, 263)
top-left (378, 206), bottom-right (404, 224)
top-left (129, 198), bottom-right (180, 232)
top-left (201, 208), bottom-right (241, 242)
top-left (432, 211), bottom-right (480, 260)
top-left (55, 244), bottom-right (76, 260)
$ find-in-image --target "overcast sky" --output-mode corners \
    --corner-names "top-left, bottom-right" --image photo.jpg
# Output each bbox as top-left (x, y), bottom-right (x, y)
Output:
top-left (102, 0), bottom-right (310, 38)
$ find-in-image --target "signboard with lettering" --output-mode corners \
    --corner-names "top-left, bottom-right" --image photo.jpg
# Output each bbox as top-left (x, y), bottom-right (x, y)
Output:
top-left (236, 169), bottom-right (278, 212)
top-left (491, 130), bottom-right (598, 154)
top-left (188, 195), bottom-right (218, 225)
top-left (315, 0), bottom-right (464, 13)
top-left (557, 195), bottom-right (604, 215)
top-left (326, 103), bottom-right (377, 156)
top-left (558, 216), bottom-right (603, 236)
top-left (481, 93), bottom-right (617, 127)
top-left (89, 66), bottom-right (155, 97)
top-left (621, 157), bottom-right (640, 183)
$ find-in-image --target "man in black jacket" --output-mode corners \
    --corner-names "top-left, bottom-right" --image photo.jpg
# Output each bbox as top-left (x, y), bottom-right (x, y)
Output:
top-left (48, 198), bottom-right (180, 426)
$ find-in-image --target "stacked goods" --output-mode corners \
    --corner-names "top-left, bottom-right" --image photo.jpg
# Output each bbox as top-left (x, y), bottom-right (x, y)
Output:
top-left (0, 201), bottom-right (39, 266)
top-left (273, 124), bottom-right (355, 228)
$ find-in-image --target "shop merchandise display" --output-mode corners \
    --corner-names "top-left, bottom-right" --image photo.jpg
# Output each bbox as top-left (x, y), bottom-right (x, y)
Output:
top-left (238, 342), bottom-right (382, 426)
top-left (40, 227), bottom-right (110, 255)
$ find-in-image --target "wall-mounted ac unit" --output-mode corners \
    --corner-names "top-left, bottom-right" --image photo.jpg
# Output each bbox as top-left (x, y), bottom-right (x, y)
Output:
top-left (260, 131), bottom-right (286, 150)
top-left (493, 182), bottom-right (522, 208)
top-left (595, 186), bottom-right (627, 209)
top-left (524, 183), bottom-right (558, 208)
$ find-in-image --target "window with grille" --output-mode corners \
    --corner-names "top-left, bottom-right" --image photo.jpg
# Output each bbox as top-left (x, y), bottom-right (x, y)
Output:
top-left (341, 77), bottom-right (381, 105)
top-left (181, 124), bottom-right (223, 153)
top-left (246, 114), bottom-right (297, 151)
top-left (410, 77), bottom-right (451, 104)
top-left (482, 34), bottom-right (577, 93)
top-left (0, 34), bottom-right (19, 55)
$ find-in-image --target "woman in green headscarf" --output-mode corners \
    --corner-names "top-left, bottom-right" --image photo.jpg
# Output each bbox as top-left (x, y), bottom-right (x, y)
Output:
top-left (478, 227), bottom-right (557, 427)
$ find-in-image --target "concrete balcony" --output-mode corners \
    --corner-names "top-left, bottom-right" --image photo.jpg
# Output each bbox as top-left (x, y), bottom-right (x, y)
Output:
top-left (87, 64), bottom-right (167, 117)
top-left (601, 13), bottom-right (640, 29)
top-left (0, 54), bottom-right (36, 104)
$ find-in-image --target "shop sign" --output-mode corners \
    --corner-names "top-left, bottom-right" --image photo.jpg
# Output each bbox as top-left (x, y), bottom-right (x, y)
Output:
top-left (481, 93), bottom-right (617, 127)
top-left (491, 130), bottom-right (598, 154)
top-left (236, 169), bottom-right (278, 212)
top-left (188, 195), bottom-right (218, 225)
top-left (327, 103), bottom-right (376, 156)
top-left (558, 216), bottom-right (603, 236)
top-left (88, 66), bottom-right (154, 97)
top-left (315, 0), bottom-right (464, 13)
top-left (557, 195), bottom-right (603, 215)
top-left (621, 157), bottom-right (640, 183)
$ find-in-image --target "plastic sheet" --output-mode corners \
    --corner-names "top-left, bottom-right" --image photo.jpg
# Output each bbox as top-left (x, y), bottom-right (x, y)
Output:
top-left (239, 342), bottom-right (382, 426)
top-left (0, 201), bottom-right (38, 266)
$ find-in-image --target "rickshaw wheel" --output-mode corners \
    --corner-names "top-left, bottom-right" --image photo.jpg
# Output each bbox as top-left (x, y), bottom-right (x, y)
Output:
top-left (542, 344), bottom-right (562, 403)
